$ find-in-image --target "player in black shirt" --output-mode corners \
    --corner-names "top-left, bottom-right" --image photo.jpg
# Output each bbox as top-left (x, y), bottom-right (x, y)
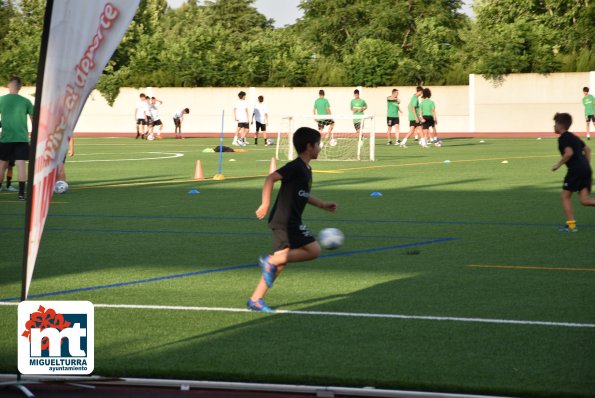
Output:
top-left (247, 127), bottom-right (337, 312)
top-left (551, 113), bottom-right (595, 232)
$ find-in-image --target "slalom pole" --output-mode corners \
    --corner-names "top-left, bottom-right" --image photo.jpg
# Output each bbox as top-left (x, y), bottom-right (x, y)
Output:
top-left (214, 109), bottom-right (225, 180)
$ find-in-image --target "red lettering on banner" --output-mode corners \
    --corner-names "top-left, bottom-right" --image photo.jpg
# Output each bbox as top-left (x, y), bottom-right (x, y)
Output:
top-left (43, 3), bottom-right (120, 161)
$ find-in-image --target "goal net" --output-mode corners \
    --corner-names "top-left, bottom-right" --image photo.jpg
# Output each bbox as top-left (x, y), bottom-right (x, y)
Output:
top-left (275, 114), bottom-right (375, 161)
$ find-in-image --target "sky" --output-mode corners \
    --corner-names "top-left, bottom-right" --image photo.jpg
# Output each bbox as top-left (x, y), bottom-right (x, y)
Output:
top-left (166, 0), bottom-right (474, 28)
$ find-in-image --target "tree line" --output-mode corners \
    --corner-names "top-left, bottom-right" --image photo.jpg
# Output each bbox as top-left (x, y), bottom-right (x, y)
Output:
top-left (0, 0), bottom-right (593, 105)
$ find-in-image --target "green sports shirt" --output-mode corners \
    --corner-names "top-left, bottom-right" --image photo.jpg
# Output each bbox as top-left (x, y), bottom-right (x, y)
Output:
top-left (0, 94), bottom-right (34, 143)
top-left (351, 98), bottom-right (367, 123)
top-left (314, 97), bottom-right (331, 119)
top-left (583, 94), bottom-right (595, 116)
top-left (408, 94), bottom-right (419, 121)
top-left (387, 97), bottom-right (399, 118)
top-left (421, 99), bottom-right (435, 116)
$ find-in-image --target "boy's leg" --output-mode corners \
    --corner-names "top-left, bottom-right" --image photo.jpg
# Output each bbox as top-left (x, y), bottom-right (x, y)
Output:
top-left (386, 125), bottom-right (392, 144)
top-left (327, 122), bottom-right (334, 139)
top-left (560, 190), bottom-right (576, 230)
top-left (395, 123), bottom-right (400, 143)
top-left (578, 187), bottom-right (595, 206)
top-left (16, 159), bottom-right (26, 199)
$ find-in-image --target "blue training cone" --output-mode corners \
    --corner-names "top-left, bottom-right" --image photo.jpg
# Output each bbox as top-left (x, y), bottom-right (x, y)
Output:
top-left (370, 191), bottom-right (383, 197)
top-left (188, 189), bottom-right (200, 195)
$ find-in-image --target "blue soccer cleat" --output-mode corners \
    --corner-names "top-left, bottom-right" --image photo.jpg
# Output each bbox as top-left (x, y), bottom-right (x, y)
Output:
top-left (246, 298), bottom-right (274, 313)
top-left (259, 256), bottom-right (278, 288)
top-left (559, 224), bottom-right (578, 233)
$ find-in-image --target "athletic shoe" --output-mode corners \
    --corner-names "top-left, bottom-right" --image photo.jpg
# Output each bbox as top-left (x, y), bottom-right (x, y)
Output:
top-left (559, 224), bottom-right (578, 233)
top-left (396, 140), bottom-right (401, 145)
top-left (6, 186), bottom-right (17, 192)
top-left (399, 143), bottom-right (408, 148)
top-left (18, 195), bottom-right (25, 201)
top-left (386, 141), bottom-right (393, 145)
top-left (259, 256), bottom-right (277, 288)
top-left (232, 137), bottom-right (239, 146)
top-left (246, 298), bottom-right (274, 313)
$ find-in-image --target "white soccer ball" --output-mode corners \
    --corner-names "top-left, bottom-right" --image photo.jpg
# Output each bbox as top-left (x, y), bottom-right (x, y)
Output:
top-left (329, 138), bottom-right (337, 147)
top-left (147, 133), bottom-right (155, 141)
top-left (266, 138), bottom-right (274, 145)
top-left (318, 227), bottom-right (344, 250)
top-left (54, 180), bottom-right (68, 194)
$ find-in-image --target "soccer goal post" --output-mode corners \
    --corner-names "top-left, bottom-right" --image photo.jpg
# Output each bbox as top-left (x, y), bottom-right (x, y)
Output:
top-left (275, 114), bottom-right (375, 161)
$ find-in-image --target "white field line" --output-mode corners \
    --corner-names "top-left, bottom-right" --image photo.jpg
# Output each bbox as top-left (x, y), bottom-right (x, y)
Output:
top-left (2, 302), bottom-right (593, 329)
top-left (68, 152), bottom-right (183, 163)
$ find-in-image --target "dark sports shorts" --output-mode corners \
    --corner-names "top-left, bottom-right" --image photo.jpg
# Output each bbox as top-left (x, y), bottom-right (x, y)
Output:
top-left (152, 119), bottom-right (162, 126)
top-left (586, 115), bottom-right (595, 123)
top-left (173, 118), bottom-right (182, 127)
top-left (271, 224), bottom-right (316, 252)
top-left (238, 122), bottom-right (249, 129)
top-left (255, 121), bottom-right (266, 132)
top-left (136, 118), bottom-right (148, 125)
top-left (0, 142), bottom-right (29, 161)
top-left (387, 117), bottom-right (400, 127)
top-left (409, 120), bottom-right (420, 127)
top-left (563, 170), bottom-right (592, 192)
top-left (354, 122), bottom-right (362, 131)
top-left (422, 116), bottom-right (435, 129)
top-left (317, 119), bottom-right (334, 130)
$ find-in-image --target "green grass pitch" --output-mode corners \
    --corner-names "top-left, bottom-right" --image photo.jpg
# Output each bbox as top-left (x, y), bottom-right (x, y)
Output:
top-left (0, 136), bottom-right (594, 397)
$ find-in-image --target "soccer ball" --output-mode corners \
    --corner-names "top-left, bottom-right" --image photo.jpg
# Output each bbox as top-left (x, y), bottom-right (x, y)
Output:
top-left (329, 138), bottom-right (337, 147)
top-left (318, 227), bottom-right (344, 250)
top-left (266, 138), bottom-right (274, 145)
top-left (54, 180), bottom-right (68, 194)
top-left (147, 133), bottom-right (155, 141)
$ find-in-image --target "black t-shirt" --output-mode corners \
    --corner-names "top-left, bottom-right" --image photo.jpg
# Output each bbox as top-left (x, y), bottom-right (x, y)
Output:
top-left (268, 157), bottom-right (312, 228)
top-left (558, 131), bottom-right (591, 173)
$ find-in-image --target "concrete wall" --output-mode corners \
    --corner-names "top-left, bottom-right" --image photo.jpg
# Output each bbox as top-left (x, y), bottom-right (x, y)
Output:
top-left (1, 71), bottom-right (592, 135)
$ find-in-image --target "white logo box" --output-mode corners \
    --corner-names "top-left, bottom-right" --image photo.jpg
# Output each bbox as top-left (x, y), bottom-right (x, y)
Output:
top-left (18, 301), bottom-right (94, 375)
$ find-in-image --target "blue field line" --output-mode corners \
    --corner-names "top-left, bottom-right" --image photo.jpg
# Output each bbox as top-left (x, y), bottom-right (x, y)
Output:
top-left (0, 212), bottom-right (590, 228)
top-left (0, 226), bottom-right (443, 240)
top-left (0, 237), bottom-right (456, 302)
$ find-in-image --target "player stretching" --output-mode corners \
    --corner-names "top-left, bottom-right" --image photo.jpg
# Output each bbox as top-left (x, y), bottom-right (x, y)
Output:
top-left (386, 89), bottom-right (402, 145)
top-left (313, 89), bottom-right (335, 143)
top-left (351, 89), bottom-right (367, 138)
top-left (583, 87), bottom-right (594, 141)
top-left (247, 127), bottom-right (337, 312)
top-left (135, 93), bottom-right (149, 139)
top-left (399, 86), bottom-right (423, 148)
top-left (551, 112), bottom-right (595, 232)
top-left (173, 108), bottom-right (189, 139)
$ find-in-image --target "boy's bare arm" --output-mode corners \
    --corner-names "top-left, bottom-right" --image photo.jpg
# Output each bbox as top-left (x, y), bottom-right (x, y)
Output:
top-left (308, 195), bottom-right (337, 212)
top-left (256, 172), bottom-right (282, 219)
top-left (552, 147), bottom-right (574, 171)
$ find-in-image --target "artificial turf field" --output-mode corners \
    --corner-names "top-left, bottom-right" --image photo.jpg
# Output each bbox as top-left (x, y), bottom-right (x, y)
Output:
top-left (0, 136), bottom-right (594, 397)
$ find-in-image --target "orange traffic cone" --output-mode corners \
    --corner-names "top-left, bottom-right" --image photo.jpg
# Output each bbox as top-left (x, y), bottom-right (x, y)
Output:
top-left (194, 160), bottom-right (204, 180)
top-left (269, 157), bottom-right (277, 174)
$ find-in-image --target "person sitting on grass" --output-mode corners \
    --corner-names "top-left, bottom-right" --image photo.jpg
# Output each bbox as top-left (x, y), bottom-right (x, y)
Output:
top-left (248, 127), bottom-right (338, 312)
top-left (551, 112), bottom-right (595, 232)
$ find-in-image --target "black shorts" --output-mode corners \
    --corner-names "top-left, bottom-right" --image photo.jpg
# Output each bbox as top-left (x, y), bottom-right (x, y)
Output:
top-left (563, 170), bottom-right (592, 192)
top-left (238, 122), bottom-right (249, 129)
top-left (152, 119), bottom-right (162, 126)
top-left (136, 118), bottom-right (147, 126)
top-left (387, 117), bottom-right (400, 127)
top-left (173, 118), bottom-right (181, 127)
top-left (586, 115), bottom-right (595, 123)
top-left (422, 116), bottom-right (435, 129)
top-left (354, 122), bottom-right (362, 131)
top-left (317, 119), bottom-right (334, 130)
top-left (255, 121), bottom-right (266, 132)
top-left (271, 225), bottom-right (316, 252)
top-left (409, 120), bottom-right (420, 127)
top-left (0, 142), bottom-right (29, 161)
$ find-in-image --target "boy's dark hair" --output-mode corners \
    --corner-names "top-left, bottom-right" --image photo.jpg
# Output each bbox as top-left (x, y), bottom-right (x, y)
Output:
top-left (392, 89), bottom-right (398, 93)
top-left (293, 127), bottom-right (321, 153)
top-left (416, 86), bottom-right (423, 92)
top-left (184, 108), bottom-right (190, 114)
top-left (140, 93), bottom-right (146, 98)
top-left (354, 89), bottom-right (359, 94)
top-left (258, 95), bottom-right (264, 102)
top-left (584, 87), bottom-right (590, 93)
top-left (151, 97), bottom-right (156, 100)
top-left (8, 76), bottom-right (22, 86)
top-left (319, 89), bottom-right (325, 96)
top-left (554, 112), bottom-right (572, 129)
top-left (422, 88), bottom-right (432, 98)
top-left (238, 91), bottom-right (246, 99)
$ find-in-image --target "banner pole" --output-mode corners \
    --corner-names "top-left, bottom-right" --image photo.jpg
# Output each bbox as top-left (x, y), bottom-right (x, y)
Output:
top-left (21, 0), bottom-right (54, 302)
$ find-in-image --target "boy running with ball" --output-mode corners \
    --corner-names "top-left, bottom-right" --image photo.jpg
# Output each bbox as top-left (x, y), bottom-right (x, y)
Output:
top-left (551, 112), bottom-right (595, 232)
top-left (248, 127), bottom-right (337, 312)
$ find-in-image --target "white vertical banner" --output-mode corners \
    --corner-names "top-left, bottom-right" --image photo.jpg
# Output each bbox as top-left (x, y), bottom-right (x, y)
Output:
top-left (24, 0), bottom-right (140, 298)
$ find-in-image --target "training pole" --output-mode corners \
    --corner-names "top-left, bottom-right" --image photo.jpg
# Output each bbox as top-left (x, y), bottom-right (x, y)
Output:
top-left (213, 110), bottom-right (225, 180)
